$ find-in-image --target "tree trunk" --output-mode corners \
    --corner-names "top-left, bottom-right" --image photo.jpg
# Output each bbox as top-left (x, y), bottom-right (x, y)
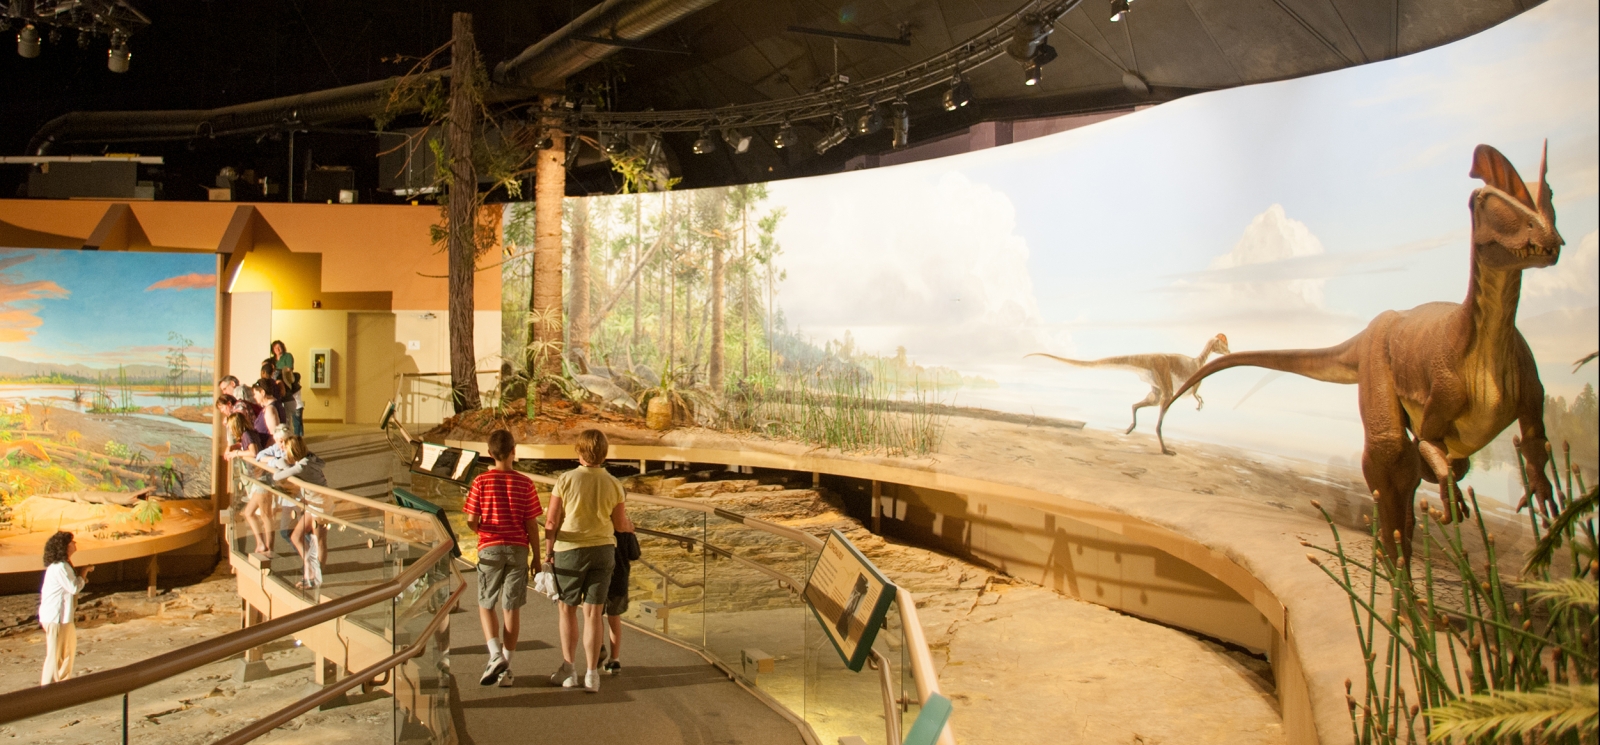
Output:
top-left (740, 204), bottom-right (749, 380)
top-left (531, 94), bottom-right (566, 380)
top-left (446, 12), bottom-right (480, 413)
top-left (710, 228), bottom-right (725, 390)
top-left (569, 198), bottom-right (591, 365)
top-left (632, 193), bottom-right (642, 352)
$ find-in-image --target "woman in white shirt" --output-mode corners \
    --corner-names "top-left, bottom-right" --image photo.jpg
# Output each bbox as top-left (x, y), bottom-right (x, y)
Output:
top-left (39, 531), bottom-right (92, 686)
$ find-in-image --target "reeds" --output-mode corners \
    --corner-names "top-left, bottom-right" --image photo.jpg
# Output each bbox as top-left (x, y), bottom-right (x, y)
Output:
top-left (717, 365), bottom-right (946, 457)
top-left (1304, 445), bottom-right (1597, 744)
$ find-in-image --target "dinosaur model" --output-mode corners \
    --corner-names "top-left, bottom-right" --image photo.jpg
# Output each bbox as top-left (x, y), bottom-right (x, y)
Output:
top-left (1027, 333), bottom-right (1230, 434)
top-left (1156, 144), bottom-right (1563, 561)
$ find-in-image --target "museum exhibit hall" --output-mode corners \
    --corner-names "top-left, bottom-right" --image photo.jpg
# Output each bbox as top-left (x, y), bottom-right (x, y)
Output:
top-left (0, 1), bottom-right (1595, 744)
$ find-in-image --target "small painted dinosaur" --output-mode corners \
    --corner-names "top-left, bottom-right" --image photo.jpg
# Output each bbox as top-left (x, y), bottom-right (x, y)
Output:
top-left (1157, 144), bottom-right (1564, 561)
top-left (1027, 334), bottom-right (1230, 434)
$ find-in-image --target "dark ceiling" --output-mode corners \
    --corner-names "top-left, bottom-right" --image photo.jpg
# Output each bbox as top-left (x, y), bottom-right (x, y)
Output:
top-left (0, 0), bottom-right (1539, 201)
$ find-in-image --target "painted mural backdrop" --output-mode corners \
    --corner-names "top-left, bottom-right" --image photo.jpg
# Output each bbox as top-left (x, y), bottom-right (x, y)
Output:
top-left (0, 249), bottom-right (216, 508)
top-left (503, 0), bottom-right (1598, 512)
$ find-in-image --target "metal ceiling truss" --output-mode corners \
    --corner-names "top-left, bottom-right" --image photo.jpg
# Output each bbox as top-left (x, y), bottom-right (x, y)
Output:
top-left (547, 0), bottom-right (1082, 135)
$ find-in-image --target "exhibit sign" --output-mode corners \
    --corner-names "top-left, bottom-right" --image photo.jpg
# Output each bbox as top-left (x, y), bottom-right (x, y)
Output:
top-left (802, 529), bottom-right (898, 672)
top-left (412, 441), bottom-right (479, 484)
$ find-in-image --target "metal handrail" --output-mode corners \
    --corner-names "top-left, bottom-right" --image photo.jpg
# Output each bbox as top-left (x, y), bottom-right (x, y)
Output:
top-left (0, 461), bottom-right (456, 730)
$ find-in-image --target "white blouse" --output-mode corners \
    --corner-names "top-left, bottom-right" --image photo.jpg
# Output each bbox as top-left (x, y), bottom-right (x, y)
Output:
top-left (38, 562), bottom-right (85, 626)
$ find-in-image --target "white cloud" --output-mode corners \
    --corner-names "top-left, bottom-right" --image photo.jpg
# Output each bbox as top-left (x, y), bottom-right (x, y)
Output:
top-left (1208, 204), bottom-right (1328, 308)
top-left (771, 170), bottom-right (1064, 366)
top-left (1524, 230), bottom-right (1598, 302)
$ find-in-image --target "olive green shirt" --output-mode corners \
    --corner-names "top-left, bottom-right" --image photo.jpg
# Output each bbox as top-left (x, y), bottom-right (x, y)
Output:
top-left (551, 466), bottom-right (624, 552)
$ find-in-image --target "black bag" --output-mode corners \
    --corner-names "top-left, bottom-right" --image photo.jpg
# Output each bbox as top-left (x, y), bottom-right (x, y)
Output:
top-left (616, 531), bottom-right (641, 562)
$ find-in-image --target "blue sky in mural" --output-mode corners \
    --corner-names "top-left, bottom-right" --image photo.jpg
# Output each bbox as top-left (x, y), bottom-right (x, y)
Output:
top-left (0, 249), bottom-right (216, 370)
top-left (766, 0), bottom-right (1598, 485)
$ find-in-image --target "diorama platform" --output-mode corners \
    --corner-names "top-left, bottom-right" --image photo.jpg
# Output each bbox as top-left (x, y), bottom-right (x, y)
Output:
top-left (427, 411), bottom-right (1540, 745)
top-left (0, 497), bottom-right (217, 594)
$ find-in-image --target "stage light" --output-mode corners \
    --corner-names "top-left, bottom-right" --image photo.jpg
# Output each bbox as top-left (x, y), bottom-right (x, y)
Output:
top-left (813, 116), bottom-right (849, 155)
top-left (17, 24), bottom-right (40, 58)
top-left (1110, 0), bottom-right (1131, 22)
top-left (78, 29), bottom-right (92, 49)
top-left (534, 131), bottom-right (555, 150)
top-left (1006, 16), bottom-right (1049, 61)
top-left (721, 128), bottom-right (751, 154)
top-left (692, 128), bottom-right (717, 155)
top-left (855, 103), bottom-right (884, 136)
top-left (1023, 43), bottom-right (1056, 86)
top-left (941, 76), bottom-right (971, 111)
top-left (602, 132), bottom-right (628, 155)
top-left (47, 27), bottom-right (61, 45)
top-left (890, 99), bottom-right (909, 149)
top-left (107, 32), bottom-right (130, 73)
top-left (772, 121), bottom-right (798, 150)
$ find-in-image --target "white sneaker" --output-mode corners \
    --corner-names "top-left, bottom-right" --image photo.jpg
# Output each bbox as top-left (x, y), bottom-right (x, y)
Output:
top-left (584, 669), bottom-right (600, 693)
top-left (480, 656), bottom-right (507, 686)
top-left (551, 661), bottom-right (573, 687)
top-left (561, 673), bottom-right (581, 688)
top-left (497, 668), bottom-right (514, 687)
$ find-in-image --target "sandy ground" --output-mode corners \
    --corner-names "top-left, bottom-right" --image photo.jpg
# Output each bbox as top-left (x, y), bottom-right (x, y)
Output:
top-left (0, 565), bottom-right (392, 745)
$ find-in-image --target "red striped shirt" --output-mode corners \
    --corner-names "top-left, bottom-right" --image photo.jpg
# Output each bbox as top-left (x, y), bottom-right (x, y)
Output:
top-left (463, 470), bottom-right (541, 549)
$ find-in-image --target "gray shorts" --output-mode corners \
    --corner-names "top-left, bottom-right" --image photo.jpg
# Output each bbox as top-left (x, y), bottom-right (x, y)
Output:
top-left (553, 546), bottom-right (614, 606)
top-left (477, 544), bottom-right (530, 610)
top-left (605, 591), bottom-right (629, 617)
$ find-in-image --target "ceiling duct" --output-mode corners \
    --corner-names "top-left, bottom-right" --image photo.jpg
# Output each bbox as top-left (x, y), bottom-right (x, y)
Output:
top-left (494, 0), bottom-right (723, 91)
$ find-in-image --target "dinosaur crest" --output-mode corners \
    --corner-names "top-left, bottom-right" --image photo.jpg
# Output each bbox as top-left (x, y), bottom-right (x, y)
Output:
top-left (1469, 144), bottom-right (1535, 210)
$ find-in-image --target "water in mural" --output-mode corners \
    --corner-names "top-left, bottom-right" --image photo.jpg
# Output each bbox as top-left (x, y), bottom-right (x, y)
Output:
top-left (0, 249), bottom-right (216, 521)
top-left (499, 0), bottom-right (1596, 517)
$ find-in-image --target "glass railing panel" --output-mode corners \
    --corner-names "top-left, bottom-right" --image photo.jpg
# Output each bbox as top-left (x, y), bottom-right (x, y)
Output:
top-left (392, 562), bottom-right (458, 745)
top-left (802, 594), bottom-right (894, 745)
top-left (624, 500), bottom-right (706, 649)
top-left (701, 518), bottom-right (808, 719)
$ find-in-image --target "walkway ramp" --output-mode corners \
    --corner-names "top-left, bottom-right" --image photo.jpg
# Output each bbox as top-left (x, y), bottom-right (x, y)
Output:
top-left (449, 569), bottom-right (805, 745)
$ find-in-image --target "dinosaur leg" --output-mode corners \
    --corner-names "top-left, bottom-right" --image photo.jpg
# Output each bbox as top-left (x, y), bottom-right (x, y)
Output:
top-left (1356, 326), bottom-right (1421, 563)
top-left (1416, 440), bottom-right (1469, 523)
top-left (1126, 388), bottom-right (1161, 436)
top-left (1515, 389), bottom-right (1555, 516)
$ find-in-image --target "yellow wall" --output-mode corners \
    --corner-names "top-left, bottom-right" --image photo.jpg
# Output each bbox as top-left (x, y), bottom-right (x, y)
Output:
top-left (271, 310), bottom-right (350, 422)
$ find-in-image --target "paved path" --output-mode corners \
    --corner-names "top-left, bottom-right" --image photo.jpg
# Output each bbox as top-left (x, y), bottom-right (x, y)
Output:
top-left (448, 569), bottom-right (806, 745)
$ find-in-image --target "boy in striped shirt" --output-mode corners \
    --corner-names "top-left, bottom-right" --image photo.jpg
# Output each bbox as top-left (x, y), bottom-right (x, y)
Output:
top-left (464, 429), bottom-right (541, 687)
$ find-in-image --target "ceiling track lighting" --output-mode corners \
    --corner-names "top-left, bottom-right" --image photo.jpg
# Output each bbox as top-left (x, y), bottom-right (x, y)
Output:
top-left (17, 23), bottom-right (39, 58)
top-left (1005, 15), bottom-right (1051, 61)
top-left (855, 102), bottom-right (885, 136)
top-left (1023, 42), bottom-right (1056, 86)
top-left (107, 30), bottom-right (129, 73)
top-left (692, 128), bottom-right (717, 155)
top-left (814, 116), bottom-right (849, 155)
top-left (942, 74), bottom-right (973, 111)
top-left (1110, 0), bottom-right (1132, 22)
top-left (772, 121), bottom-right (798, 150)
top-left (890, 99), bottom-right (910, 150)
top-left (720, 127), bottom-right (751, 154)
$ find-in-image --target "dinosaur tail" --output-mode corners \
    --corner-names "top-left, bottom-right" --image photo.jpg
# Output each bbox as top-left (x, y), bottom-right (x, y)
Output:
top-left (1025, 352), bottom-right (1148, 371)
top-left (1154, 335), bottom-right (1363, 454)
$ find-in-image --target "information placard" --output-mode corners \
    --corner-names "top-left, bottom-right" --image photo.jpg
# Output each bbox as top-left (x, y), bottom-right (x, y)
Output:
top-left (411, 441), bottom-right (479, 483)
top-left (802, 529), bottom-right (898, 672)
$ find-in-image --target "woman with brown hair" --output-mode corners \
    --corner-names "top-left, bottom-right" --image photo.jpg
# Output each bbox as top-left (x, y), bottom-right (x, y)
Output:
top-left (279, 436), bottom-right (328, 590)
top-left (38, 531), bottom-right (92, 685)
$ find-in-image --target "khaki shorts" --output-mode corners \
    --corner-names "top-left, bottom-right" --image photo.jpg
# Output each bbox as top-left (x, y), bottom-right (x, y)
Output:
top-left (477, 544), bottom-right (530, 610)
top-left (553, 546), bottom-right (614, 606)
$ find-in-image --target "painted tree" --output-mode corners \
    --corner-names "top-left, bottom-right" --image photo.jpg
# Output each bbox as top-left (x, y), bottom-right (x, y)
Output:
top-left (568, 198), bottom-right (591, 363)
top-left (445, 12), bottom-right (480, 411)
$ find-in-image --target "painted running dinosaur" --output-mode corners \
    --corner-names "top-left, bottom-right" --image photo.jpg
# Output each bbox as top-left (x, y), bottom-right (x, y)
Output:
top-left (1157, 144), bottom-right (1563, 562)
top-left (1027, 333), bottom-right (1230, 434)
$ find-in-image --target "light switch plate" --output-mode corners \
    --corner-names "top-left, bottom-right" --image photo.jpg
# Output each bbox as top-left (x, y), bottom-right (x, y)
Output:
top-left (406, 340), bottom-right (421, 350)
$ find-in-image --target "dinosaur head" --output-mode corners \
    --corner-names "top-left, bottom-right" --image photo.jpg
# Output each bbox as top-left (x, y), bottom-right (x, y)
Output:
top-left (1468, 143), bottom-right (1563, 272)
top-left (1212, 333), bottom-right (1231, 355)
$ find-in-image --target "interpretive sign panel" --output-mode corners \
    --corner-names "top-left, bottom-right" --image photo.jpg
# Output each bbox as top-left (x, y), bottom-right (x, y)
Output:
top-left (802, 529), bottom-right (897, 672)
top-left (412, 441), bottom-right (478, 483)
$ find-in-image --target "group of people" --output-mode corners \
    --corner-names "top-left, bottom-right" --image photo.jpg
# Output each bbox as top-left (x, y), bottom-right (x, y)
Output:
top-left (467, 428), bottom-right (639, 693)
top-left (218, 340), bottom-right (328, 589)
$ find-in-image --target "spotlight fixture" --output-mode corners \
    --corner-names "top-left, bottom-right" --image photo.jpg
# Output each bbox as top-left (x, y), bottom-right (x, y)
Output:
top-left (890, 99), bottom-right (909, 150)
top-left (942, 75), bottom-right (972, 111)
top-left (855, 103), bottom-right (884, 136)
top-left (602, 132), bottom-right (628, 155)
top-left (1006, 15), bottom-right (1050, 61)
top-left (17, 24), bottom-right (40, 58)
top-left (692, 128), bottom-right (717, 155)
top-left (814, 116), bottom-right (849, 155)
top-left (772, 121), bottom-right (798, 150)
top-left (721, 127), bottom-right (752, 154)
top-left (534, 130), bottom-right (555, 150)
top-left (107, 31), bottom-right (129, 73)
top-left (1022, 43), bottom-right (1056, 86)
top-left (1110, 0), bottom-right (1131, 22)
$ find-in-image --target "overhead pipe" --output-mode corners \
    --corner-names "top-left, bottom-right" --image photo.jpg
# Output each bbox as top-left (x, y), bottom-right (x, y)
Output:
top-left (26, 74), bottom-right (439, 155)
top-left (494, 0), bottom-right (723, 91)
